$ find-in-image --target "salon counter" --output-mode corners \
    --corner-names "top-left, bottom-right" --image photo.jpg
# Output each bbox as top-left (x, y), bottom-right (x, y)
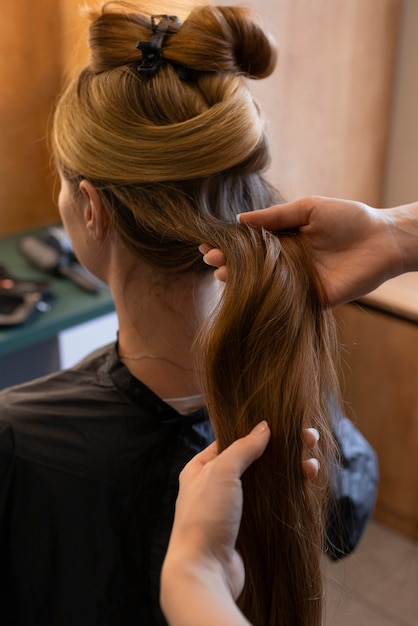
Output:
top-left (0, 227), bottom-right (116, 388)
top-left (335, 273), bottom-right (418, 540)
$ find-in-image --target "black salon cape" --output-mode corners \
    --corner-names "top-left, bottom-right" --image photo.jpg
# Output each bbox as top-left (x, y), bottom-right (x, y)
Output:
top-left (0, 343), bottom-right (377, 625)
top-left (0, 344), bottom-right (213, 625)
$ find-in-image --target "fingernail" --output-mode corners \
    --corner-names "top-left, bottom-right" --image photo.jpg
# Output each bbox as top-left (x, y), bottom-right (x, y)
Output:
top-left (199, 243), bottom-right (210, 254)
top-left (307, 427), bottom-right (320, 441)
top-left (310, 458), bottom-right (320, 471)
top-left (236, 213), bottom-right (242, 223)
top-left (251, 420), bottom-right (269, 435)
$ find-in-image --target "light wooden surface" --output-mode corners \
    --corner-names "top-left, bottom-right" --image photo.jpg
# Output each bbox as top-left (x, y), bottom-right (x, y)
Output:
top-left (361, 273), bottom-right (418, 322)
top-left (336, 302), bottom-right (418, 539)
top-left (338, 272), bottom-right (418, 539)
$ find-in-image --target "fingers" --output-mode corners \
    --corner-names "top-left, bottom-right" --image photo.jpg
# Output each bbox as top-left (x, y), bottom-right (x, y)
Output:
top-left (198, 243), bottom-right (212, 255)
top-left (199, 246), bottom-right (226, 269)
top-left (199, 245), bottom-right (228, 281)
top-left (184, 423), bottom-right (319, 485)
top-left (198, 197), bottom-right (320, 277)
top-left (237, 198), bottom-right (317, 231)
top-left (302, 427), bottom-right (320, 481)
top-left (184, 422), bottom-right (271, 484)
top-left (191, 440), bottom-right (219, 467)
top-left (216, 421), bottom-right (271, 478)
top-left (202, 248), bottom-right (225, 268)
top-left (213, 266), bottom-right (228, 282)
top-left (302, 458), bottom-right (320, 481)
top-left (303, 427), bottom-right (320, 451)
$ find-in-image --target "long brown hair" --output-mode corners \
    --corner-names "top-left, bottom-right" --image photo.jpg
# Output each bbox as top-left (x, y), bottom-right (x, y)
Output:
top-left (52, 3), bottom-right (340, 624)
top-left (201, 225), bottom-right (338, 625)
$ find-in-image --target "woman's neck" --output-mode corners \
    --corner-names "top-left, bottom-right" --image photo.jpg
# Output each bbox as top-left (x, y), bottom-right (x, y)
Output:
top-left (110, 264), bottom-right (221, 400)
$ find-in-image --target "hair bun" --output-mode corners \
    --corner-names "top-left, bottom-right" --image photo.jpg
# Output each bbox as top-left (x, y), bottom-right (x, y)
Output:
top-left (217, 6), bottom-right (278, 79)
top-left (161, 4), bottom-right (278, 80)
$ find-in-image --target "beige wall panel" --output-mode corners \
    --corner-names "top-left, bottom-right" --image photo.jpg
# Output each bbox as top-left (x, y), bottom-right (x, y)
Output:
top-left (384, 0), bottom-right (418, 207)
top-left (247, 0), bottom-right (402, 204)
top-left (336, 303), bottom-right (418, 539)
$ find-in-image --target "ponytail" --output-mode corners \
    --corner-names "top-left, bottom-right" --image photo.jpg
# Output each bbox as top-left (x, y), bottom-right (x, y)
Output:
top-left (200, 225), bottom-right (339, 626)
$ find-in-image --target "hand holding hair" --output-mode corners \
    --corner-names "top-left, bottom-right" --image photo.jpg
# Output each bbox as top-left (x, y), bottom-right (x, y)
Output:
top-left (160, 422), bottom-right (270, 626)
top-left (201, 197), bottom-right (418, 307)
top-left (160, 423), bottom-right (320, 626)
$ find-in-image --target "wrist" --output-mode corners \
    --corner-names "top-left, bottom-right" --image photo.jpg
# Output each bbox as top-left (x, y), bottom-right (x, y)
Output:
top-left (161, 555), bottom-right (248, 626)
top-left (383, 202), bottom-right (418, 276)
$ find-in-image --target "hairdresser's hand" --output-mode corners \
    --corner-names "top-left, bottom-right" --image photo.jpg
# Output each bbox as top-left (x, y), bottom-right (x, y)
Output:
top-left (160, 422), bottom-right (271, 626)
top-left (201, 197), bottom-right (418, 307)
top-left (302, 427), bottom-right (320, 481)
top-left (161, 423), bottom-right (319, 626)
top-left (164, 422), bottom-right (271, 598)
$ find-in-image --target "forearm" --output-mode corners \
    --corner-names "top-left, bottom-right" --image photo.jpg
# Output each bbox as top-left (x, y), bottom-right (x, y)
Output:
top-left (160, 559), bottom-right (251, 626)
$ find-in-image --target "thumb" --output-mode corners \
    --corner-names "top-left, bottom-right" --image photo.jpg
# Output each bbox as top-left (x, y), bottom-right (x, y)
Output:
top-left (238, 199), bottom-right (314, 231)
top-left (216, 421), bottom-right (271, 478)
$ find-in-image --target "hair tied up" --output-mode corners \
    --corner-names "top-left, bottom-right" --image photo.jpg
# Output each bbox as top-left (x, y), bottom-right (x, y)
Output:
top-left (136, 14), bottom-right (181, 75)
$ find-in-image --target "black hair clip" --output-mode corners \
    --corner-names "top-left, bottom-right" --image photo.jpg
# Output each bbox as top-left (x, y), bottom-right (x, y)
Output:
top-left (136, 15), bottom-right (180, 75)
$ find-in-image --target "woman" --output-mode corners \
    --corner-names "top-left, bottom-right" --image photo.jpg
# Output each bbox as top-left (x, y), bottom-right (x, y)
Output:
top-left (0, 2), bottom-right (342, 625)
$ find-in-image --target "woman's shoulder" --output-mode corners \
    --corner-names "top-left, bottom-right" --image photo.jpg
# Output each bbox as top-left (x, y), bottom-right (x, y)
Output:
top-left (0, 343), bottom-right (127, 465)
top-left (0, 342), bottom-right (116, 415)
top-left (0, 342), bottom-right (157, 479)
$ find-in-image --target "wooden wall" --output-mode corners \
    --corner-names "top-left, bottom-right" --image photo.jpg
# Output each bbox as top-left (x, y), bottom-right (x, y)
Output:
top-left (0, 0), bottom-right (402, 235)
top-left (384, 0), bottom-right (418, 207)
top-left (250, 0), bottom-right (402, 205)
top-left (0, 1), bottom-right (62, 235)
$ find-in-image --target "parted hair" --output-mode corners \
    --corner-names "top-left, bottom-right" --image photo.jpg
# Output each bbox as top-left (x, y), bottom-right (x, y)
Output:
top-left (53, 2), bottom-right (340, 625)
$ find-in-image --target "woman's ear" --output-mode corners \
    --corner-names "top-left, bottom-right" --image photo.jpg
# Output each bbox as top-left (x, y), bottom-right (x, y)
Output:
top-left (79, 179), bottom-right (109, 240)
